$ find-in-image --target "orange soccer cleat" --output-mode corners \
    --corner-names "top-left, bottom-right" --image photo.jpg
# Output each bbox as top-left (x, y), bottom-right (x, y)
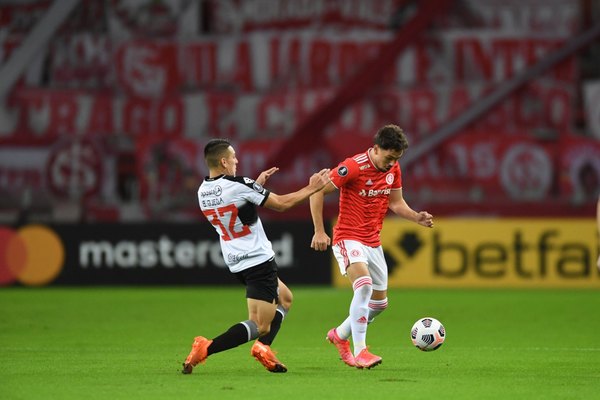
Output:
top-left (354, 348), bottom-right (382, 369)
top-left (326, 328), bottom-right (356, 367)
top-left (182, 336), bottom-right (213, 374)
top-left (250, 341), bottom-right (287, 373)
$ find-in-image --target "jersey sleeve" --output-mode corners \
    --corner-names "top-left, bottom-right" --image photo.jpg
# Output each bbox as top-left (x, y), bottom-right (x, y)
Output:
top-left (234, 176), bottom-right (271, 206)
top-left (329, 158), bottom-right (360, 189)
top-left (392, 163), bottom-right (402, 189)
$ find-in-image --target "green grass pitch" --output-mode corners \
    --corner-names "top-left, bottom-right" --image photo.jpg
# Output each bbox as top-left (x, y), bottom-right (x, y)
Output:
top-left (1, 287), bottom-right (599, 399)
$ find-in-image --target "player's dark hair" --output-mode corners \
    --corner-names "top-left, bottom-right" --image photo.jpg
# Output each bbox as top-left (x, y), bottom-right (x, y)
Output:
top-left (374, 125), bottom-right (408, 152)
top-left (204, 139), bottom-right (232, 168)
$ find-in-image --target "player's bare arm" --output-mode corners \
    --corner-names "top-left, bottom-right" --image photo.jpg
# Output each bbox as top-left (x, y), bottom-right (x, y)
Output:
top-left (310, 181), bottom-right (337, 251)
top-left (264, 169), bottom-right (330, 212)
top-left (256, 167), bottom-right (279, 186)
top-left (388, 188), bottom-right (434, 228)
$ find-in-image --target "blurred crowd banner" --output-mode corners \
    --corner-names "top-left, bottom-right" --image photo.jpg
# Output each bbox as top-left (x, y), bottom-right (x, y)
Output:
top-left (333, 218), bottom-right (600, 288)
top-left (0, 0), bottom-right (594, 223)
top-left (1, 132), bottom-right (599, 222)
top-left (1, 33), bottom-right (576, 141)
top-left (0, 221), bottom-right (330, 287)
top-left (584, 80), bottom-right (600, 140)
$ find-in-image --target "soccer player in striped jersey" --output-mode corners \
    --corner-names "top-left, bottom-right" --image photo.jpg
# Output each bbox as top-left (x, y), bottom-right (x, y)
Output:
top-left (182, 139), bottom-right (330, 375)
top-left (310, 125), bottom-right (434, 369)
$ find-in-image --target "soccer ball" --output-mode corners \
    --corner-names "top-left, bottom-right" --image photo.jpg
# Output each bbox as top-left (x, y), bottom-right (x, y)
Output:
top-left (410, 317), bottom-right (445, 351)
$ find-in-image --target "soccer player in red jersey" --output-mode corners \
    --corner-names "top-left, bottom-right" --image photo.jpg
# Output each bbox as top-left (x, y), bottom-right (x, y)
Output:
top-left (310, 125), bottom-right (434, 369)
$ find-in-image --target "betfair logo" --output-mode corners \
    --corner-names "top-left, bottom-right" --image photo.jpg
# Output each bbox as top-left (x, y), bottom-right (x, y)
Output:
top-left (0, 225), bottom-right (65, 286)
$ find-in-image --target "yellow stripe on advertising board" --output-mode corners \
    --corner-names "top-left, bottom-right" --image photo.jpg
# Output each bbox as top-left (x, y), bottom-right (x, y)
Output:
top-left (332, 218), bottom-right (600, 288)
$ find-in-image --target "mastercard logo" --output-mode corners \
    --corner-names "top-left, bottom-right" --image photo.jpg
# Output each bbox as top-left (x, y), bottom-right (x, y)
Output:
top-left (0, 225), bottom-right (65, 286)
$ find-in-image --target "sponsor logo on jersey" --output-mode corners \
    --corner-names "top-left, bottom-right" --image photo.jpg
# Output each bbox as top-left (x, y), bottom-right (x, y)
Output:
top-left (337, 166), bottom-right (348, 177)
top-left (228, 253), bottom-right (250, 264)
top-left (244, 177), bottom-right (255, 184)
top-left (200, 185), bottom-right (222, 197)
top-left (359, 188), bottom-right (391, 197)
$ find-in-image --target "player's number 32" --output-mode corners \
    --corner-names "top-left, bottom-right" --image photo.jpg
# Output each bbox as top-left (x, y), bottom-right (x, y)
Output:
top-left (203, 205), bottom-right (251, 241)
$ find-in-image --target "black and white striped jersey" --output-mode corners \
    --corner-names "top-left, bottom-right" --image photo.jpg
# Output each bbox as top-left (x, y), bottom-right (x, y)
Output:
top-left (198, 174), bottom-right (274, 273)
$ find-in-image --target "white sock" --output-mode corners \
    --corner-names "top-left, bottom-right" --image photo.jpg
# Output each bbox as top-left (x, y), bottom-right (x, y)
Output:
top-left (336, 297), bottom-right (388, 339)
top-left (349, 276), bottom-right (372, 356)
top-left (368, 298), bottom-right (388, 323)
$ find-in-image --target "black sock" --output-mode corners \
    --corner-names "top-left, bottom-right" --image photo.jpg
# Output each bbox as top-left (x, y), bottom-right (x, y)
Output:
top-left (259, 308), bottom-right (285, 346)
top-left (208, 322), bottom-right (256, 356)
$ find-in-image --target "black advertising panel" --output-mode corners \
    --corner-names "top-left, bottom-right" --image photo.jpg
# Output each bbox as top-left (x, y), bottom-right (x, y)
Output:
top-left (0, 222), bottom-right (331, 286)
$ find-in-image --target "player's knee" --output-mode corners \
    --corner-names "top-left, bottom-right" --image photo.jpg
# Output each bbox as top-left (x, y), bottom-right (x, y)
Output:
top-left (279, 290), bottom-right (293, 310)
top-left (352, 276), bottom-right (373, 299)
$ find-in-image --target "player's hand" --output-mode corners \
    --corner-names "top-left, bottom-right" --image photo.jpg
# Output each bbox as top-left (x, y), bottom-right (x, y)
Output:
top-left (417, 211), bottom-right (434, 228)
top-left (311, 231), bottom-right (331, 251)
top-left (309, 168), bottom-right (330, 191)
top-left (256, 167), bottom-right (279, 185)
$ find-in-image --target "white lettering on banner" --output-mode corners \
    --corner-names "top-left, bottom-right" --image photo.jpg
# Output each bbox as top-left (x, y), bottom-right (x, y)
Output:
top-left (406, 134), bottom-right (556, 200)
top-left (463, 0), bottom-right (579, 33)
top-left (207, 0), bottom-right (579, 34)
top-left (79, 234), bottom-right (294, 269)
top-left (209, 0), bottom-right (397, 33)
top-left (0, 147), bottom-right (47, 189)
top-left (120, 45), bottom-right (167, 97)
top-left (0, 82), bottom-right (573, 141)
top-left (50, 35), bottom-right (112, 87)
top-left (179, 34), bottom-right (575, 91)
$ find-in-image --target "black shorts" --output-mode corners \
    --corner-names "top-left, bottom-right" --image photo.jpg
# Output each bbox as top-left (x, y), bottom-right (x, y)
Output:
top-left (234, 258), bottom-right (279, 303)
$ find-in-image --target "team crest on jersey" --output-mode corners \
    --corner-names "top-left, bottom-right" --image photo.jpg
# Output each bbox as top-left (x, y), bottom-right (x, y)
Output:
top-left (337, 166), bottom-right (348, 177)
top-left (386, 173), bottom-right (394, 184)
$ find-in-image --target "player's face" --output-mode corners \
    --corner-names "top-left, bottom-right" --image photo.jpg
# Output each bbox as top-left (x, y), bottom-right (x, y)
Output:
top-left (372, 145), bottom-right (403, 172)
top-left (222, 146), bottom-right (239, 176)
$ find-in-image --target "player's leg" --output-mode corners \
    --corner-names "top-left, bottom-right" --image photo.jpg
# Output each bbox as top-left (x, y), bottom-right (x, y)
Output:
top-left (336, 244), bottom-right (389, 333)
top-left (325, 241), bottom-right (369, 367)
top-left (258, 278), bottom-right (291, 346)
top-left (182, 315), bottom-right (261, 374)
top-left (182, 260), bottom-right (274, 374)
top-left (246, 259), bottom-right (288, 373)
top-left (248, 297), bottom-right (278, 336)
top-left (249, 297), bottom-right (288, 372)
top-left (367, 245), bottom-right (389, 323)
top-left (346, 262), bottom-right (381, 368)
top-left (345, 262), bottom-right (373, 356)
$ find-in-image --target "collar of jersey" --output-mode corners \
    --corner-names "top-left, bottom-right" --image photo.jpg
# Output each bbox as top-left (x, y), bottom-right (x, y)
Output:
top-left (206, 174), bottom-right (226, 181)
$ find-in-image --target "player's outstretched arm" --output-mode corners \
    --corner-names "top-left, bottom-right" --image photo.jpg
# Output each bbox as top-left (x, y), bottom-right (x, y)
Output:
top-left (256, 167), bottom-right (279, 186)
top-left (310, 181), bottom-right (336, 251)
top-left (264, 169), bottom-right (330, 212)
top-left (388, 188), bottom-right (434, 228)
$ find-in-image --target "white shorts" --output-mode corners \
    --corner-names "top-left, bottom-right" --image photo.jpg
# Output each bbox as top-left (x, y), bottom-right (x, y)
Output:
top-left (332, 240), bottom-right (388, 291)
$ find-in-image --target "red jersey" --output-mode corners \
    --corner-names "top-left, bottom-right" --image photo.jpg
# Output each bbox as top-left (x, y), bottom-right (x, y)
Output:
top-left (329, 149), bottom-right (402, 247)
